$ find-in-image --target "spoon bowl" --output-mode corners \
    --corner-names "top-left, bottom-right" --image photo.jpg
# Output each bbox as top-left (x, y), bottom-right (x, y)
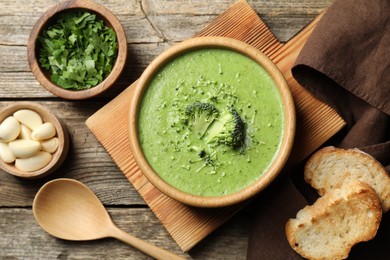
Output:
top-left (33, 178), bottom-right (184, 259)
top-left (33, 178), bottom-right (112, 240)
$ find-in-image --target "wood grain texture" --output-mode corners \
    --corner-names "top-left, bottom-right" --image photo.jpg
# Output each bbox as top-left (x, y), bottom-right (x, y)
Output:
top-left (86, 0), bottom-right (344, 252)
top-left (0, 0), bottom-right (337, 258)
top-left (0, 207), bottom-right (252, 259)
top-left (0, 0), bottom-right (333, 98)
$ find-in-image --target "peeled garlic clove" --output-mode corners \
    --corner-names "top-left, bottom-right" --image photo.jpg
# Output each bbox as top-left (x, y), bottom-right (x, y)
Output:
top-left (13, 109), bottom-right (43, 130)
top-left (40, 137), bottom-right (59, 153)
top-left (9, 139), bottom-right (41, 158)
top-left (15, 151), bottom-right (52, 172)
top-left (31, 122), bottom-right (56, 141)
top-left (0, 142), bottom-right (16, 163)
top-left (0, 116), bottom-right (20, 142)
top-left (18, 124), bottom-right (32, 140)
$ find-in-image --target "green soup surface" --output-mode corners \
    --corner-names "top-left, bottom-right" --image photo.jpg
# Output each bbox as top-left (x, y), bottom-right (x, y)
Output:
top-left (138, 48), bottom-right (284, 196)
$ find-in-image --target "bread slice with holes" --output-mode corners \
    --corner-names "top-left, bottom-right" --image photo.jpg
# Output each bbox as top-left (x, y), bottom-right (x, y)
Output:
top-left (304, 146), bottom-right (390, 212)
top-left (285, 180), bottom-right (382, 260)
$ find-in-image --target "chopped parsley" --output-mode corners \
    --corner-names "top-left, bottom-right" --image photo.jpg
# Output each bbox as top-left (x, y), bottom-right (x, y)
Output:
top-left (38, 11), bottom-right (118, 90)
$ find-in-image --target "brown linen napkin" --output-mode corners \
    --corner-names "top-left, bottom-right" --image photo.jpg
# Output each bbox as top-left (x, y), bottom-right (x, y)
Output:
top-left (247, 169), bottom-right (308, 260)
top-left (248, 0), bottom-right (390, 259)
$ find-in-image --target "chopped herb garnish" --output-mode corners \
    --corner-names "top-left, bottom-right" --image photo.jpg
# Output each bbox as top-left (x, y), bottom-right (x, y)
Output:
top-left (38, 11), bottom-right (118, 90)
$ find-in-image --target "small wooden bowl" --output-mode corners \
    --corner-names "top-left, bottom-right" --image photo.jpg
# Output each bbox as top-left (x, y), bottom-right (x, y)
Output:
top-left (129, 37), bottom-right (296, 207)
top-left (27, 0), bottom-right (127, 100)
top-left (0, 102), bottom-right (69, 179)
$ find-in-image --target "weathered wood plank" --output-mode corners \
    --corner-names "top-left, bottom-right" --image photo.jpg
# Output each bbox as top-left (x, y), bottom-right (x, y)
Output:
top-left (142, 0), bottom-right (334, 42)
top-left (0, 0), bottom-right (334, 99)
top-left (0, 43), bottom-right (173, 98)
top-left (0, 16), bottom-right (163, 45)
top-left (0, 0), bottom-right (333, 46)
top-left (0, 208), bottom-right (184, 259)
top-left (0, 207), bottom-right (250, 259)
top-left (0, 43), bottom-right (171, 73)
top-left (0, 1), bottom-right (335, 99)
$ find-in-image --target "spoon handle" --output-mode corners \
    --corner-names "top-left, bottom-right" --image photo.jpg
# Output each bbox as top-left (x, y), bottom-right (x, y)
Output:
top-left (111, 225), bottom-right (186, 260)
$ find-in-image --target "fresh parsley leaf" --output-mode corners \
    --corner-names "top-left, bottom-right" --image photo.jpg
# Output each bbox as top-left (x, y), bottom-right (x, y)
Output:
top-left (38, 11), bottom-right (118, 90)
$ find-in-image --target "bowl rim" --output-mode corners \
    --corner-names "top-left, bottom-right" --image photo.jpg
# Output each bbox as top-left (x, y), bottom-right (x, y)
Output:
top-left (27, 0), bottom-right (128, 100)
top-left (0, 102), bottom-right (69, 179)
top-left (129, 36), bottom-right (296, 207)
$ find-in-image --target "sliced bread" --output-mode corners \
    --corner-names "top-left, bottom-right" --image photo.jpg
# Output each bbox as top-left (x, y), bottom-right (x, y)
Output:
top-left (285, 180), bottom-right (382, 260)
top-left (304, 146), bottom-right (390, 212)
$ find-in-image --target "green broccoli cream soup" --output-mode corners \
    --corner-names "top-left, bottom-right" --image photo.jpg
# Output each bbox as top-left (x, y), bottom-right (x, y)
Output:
top-left (138, 48), bottom-right (284, 196)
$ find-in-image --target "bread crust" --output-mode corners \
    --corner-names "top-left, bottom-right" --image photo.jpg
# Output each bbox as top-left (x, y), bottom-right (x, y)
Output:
top-left (285, 180), bottom-right (382, 260)
top-left (304, 146), bottom-right (390, 212)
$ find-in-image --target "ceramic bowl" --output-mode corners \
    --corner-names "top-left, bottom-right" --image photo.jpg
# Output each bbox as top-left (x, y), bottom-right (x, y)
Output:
top-left (129, 36), bottom-right (296, 207)
top-left (0, 102), bottom-right (69, 179)
top-left (27, 0), bottom-right (127, 100)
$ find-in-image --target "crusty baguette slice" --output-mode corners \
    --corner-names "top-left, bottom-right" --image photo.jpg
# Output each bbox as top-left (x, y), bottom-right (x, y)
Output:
top-left (304, 146), bottom-right (390, 212)
top-left (285, 180), bottom-right (382, 260)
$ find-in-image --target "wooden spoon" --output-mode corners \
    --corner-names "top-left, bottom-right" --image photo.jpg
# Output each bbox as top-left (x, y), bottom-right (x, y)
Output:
top-left (33, 178), bottom-right (185, 260)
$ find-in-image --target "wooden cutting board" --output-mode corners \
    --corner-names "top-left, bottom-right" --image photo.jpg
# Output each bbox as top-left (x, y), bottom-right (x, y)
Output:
top-left (86, 0), bottom-right (345, 252)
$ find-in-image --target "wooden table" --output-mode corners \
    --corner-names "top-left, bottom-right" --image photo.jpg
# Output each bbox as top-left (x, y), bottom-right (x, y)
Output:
top-left (0, 0), bottom-right (334, 259)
